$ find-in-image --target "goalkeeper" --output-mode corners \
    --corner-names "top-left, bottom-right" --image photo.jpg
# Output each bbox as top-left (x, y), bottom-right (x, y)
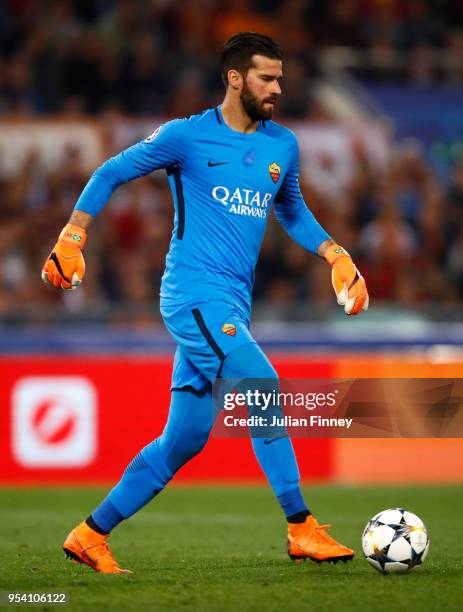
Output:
top-left (42, 32), bottom-right (368, 574)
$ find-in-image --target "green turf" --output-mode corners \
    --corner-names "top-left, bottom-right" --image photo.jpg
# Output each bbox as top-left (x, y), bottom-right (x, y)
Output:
top-left (0, 485), bottom-right (461, 612)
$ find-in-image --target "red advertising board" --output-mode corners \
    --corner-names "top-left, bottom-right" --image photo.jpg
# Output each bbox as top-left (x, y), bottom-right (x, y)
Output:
top-left (0, 356), bottom-right (334, 484)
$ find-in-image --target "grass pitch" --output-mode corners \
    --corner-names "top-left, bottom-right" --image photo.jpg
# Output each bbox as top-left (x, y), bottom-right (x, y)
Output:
top-left (0, 485), bottom-right (462, 612)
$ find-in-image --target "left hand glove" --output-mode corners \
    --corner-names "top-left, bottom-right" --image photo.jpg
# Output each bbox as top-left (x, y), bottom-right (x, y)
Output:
top-left (324, 244), bottom-right (369, 315)
top-left (41, 224), bottom-right (87, 290)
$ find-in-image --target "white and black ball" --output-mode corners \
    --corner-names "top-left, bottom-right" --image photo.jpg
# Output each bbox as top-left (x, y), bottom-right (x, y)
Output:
top-left (362, 508), bottom-right (429, 574)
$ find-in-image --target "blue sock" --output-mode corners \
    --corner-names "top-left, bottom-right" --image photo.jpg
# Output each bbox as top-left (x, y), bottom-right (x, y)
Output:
top-left (89, 388), bottom-right (213, 533)
top-left (277, 487), bottom-right (309, 519)
top-left (221, 343), bottom-right (310, 520)
top-left (252, 436), bottom-right (309, 518)
top-left (90, 498), bottom-right (124, 534)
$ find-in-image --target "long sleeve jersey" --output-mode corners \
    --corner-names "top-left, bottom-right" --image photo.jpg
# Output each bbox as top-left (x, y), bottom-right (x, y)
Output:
top-left (75, 106), bottom-right (330, 315)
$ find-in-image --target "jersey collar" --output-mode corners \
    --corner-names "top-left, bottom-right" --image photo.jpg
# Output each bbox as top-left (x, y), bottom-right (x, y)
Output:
top-left (214, 105), bottom-right (265, 134)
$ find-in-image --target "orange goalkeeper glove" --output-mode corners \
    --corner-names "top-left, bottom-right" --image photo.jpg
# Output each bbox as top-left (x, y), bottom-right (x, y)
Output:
top-left (324, 244), bottom-right (369, 315)
top-left (41, 224), bottom-right (87, 290)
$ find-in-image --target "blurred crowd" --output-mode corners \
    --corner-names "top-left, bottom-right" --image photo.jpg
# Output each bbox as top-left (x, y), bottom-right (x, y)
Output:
top-left (2, 0), bottom-right (463, 322)
top-left (1, 136), bottom-right (463, 323)
top-left (1, 0), bottom-right (463, 117)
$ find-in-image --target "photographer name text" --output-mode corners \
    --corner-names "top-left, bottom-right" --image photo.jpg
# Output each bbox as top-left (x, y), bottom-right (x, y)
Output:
top-left (223, 415), bottom-right (353, 429)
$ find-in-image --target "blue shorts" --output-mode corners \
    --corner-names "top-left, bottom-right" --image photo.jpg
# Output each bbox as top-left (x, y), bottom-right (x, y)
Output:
top-left (161, 301), bottom-right (256, 392)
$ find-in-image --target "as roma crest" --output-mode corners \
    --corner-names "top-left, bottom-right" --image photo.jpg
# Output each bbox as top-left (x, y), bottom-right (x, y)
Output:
top-left (221, 323), bottom-right (236, 336)
top-left (268, 162), bottom-right (281, 183)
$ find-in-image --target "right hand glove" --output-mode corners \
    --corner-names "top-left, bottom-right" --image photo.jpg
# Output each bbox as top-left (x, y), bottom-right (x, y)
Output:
top-left (324, 244), bottom-right (369, 315)
top-left (41, 224), bottom-right (87, 290)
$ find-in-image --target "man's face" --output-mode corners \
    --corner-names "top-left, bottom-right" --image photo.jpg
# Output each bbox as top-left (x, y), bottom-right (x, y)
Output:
top-left (240, 55), bottom-right (283, 121)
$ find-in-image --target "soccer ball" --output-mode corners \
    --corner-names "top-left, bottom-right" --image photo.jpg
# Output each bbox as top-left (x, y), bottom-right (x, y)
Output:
top-left (362, 508), bottom-right (429, 574)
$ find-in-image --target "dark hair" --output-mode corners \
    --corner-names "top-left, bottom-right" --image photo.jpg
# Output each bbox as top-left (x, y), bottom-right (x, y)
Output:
top-left (220, 32), bottom-right (282, 86)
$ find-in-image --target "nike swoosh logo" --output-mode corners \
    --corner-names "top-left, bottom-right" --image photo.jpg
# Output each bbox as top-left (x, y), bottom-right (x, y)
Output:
top-left (208, 160), bottom-right (228, 167)
top-left (263, 438), bottom-right (280, 445)
top-left (50, 252), bottom-right (71, 283)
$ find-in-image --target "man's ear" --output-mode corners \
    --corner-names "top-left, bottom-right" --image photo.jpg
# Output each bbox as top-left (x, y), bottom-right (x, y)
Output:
top-left (227, 69), bottom-right (243, 91)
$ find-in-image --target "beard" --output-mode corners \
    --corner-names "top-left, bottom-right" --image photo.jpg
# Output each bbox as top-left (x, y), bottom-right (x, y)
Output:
top-left (240, 80), bottom-right (276, 121)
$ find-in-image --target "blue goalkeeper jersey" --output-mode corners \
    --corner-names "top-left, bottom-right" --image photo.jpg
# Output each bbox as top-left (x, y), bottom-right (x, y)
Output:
top-left (75, 106), bottom-right (330, 314)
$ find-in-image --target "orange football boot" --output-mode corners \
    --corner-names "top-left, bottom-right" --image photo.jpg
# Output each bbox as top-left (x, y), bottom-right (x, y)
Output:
top-left (63, 521), bottom-right (131, 574)
top-left (287, 515), bottom-right (354, 564)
